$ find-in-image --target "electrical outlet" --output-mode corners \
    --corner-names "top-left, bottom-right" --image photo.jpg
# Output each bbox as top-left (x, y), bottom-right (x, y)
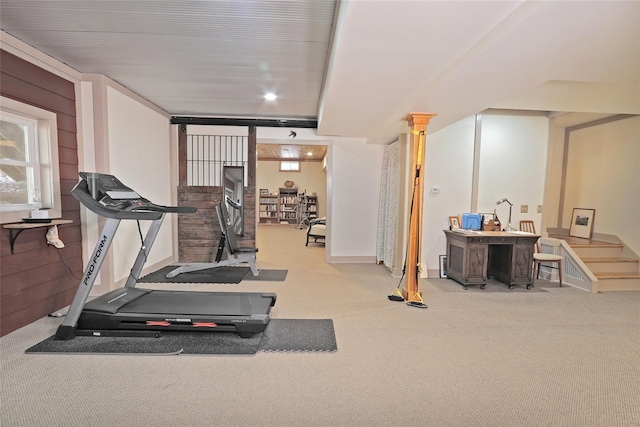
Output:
top-left (520, 205), bottom-right (528, 213)
top-left (537, 205), bottom-right (543, 213)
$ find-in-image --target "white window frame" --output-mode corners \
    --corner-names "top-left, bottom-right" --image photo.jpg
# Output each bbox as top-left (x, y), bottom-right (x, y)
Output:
top-left (0, 96), bottom-right (61, 224)
top-left (280, 160), bottom-right (300, 172)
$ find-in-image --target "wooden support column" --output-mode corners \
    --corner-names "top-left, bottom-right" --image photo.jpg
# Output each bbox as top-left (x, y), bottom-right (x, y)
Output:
top-left (178, 123), bottom-right (187, 186)
top-left (402, 113), bottom-right (436, 302)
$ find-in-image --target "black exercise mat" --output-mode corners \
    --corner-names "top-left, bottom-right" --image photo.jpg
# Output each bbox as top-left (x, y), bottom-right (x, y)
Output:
top-left (25, 331), bottom-right (262, 355)
top-left (243, 269), bottom-right (288, 281)
top-left (25, 319), bottom-right (336, 355)
top-left (138, 265), bottom-right (250, 284)
top-left (260, 319), bottom-right (336, 353)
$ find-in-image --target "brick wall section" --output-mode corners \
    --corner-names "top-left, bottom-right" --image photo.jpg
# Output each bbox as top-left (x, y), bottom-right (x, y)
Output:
top-left (0, 50), bottom-right (81, 336)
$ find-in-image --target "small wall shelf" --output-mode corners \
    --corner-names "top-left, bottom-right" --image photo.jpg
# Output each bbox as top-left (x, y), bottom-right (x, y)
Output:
top-left (4, 219), bottom-right (73, 254)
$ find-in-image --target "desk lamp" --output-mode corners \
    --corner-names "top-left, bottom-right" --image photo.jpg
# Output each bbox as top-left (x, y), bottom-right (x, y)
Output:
top-left (496, 198), bottom-right (514, 231)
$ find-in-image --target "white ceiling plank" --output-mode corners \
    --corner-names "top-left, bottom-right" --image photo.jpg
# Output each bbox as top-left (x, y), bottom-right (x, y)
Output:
top-left (1, 0), bottom-right (637, 142)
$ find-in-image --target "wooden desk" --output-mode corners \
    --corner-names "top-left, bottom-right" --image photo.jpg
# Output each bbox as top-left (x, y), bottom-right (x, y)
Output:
top-left (444, 230), bottom-right (539, 290)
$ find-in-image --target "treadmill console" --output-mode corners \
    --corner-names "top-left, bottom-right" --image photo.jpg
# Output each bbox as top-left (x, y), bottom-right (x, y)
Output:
top-left (83, 172), bottom-right (140, 200)
top-left (73, 172), bottom-right (196, 220)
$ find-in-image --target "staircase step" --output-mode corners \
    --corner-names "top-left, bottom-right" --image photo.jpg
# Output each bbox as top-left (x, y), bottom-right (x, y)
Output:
top-left (571, 246), bottom-right (624, 258)
top-left (548, 234), bottom-right (624, 257)
top-left (582, 257), bottom-right (639, 273)
top-left (581, 257), bottom-right (638, 263)
top-left (568, 241), bottom-right (623, 249)
top-left (594, 272), bottom-right (640, 279)
top-left (595, 276), bottom-right (640, 292)
top-left (549, 234), bottom-right (623, 248)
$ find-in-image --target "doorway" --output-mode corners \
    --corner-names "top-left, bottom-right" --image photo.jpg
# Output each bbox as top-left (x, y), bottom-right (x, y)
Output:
top-left (256, 143), bottom-right (328, 256)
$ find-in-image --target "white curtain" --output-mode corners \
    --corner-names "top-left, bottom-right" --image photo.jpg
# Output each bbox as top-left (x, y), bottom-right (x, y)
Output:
top-left (376, 140), bottom-right (399, 270)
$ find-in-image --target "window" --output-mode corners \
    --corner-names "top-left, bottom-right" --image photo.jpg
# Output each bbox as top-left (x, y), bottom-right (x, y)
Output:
top-left (0, 97), bottom-right (61, 223)
top-left (280, 161), bottom-right (300, 172)
top-left (1, 111), bottom-right (39, 209)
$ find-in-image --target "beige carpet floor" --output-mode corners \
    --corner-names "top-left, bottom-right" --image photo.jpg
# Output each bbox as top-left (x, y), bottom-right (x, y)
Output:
top-left (1, 225), bottom-right (639, 427)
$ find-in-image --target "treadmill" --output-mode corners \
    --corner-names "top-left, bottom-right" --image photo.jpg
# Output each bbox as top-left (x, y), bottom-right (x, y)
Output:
top-left (55, 172), bottom-right (276, 340)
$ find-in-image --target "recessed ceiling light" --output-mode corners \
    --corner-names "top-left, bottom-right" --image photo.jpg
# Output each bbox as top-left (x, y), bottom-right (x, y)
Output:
top-left (264, 93), bottom-right (277, 101)
top-left (307, 151), bottom-right (313, 156)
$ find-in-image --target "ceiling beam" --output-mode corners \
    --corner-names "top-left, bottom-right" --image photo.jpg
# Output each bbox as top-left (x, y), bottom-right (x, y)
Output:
top-left (170, 117), bottom-right (318, 128)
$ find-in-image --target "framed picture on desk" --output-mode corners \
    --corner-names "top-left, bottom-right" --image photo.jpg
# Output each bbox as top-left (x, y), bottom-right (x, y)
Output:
top-left (569, 208), bottom-right (595, 239)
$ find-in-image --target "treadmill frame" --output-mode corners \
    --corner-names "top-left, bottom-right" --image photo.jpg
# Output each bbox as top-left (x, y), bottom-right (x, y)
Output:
top-left (55, 173), bottom-right (276, 340)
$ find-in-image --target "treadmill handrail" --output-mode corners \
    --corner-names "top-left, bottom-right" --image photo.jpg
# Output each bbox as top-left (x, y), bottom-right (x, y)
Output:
top-left (72, 176), bottom-right (197, 220)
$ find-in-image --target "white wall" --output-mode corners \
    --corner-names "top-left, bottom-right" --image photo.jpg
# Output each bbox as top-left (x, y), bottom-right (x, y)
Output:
top-left (256, 127), bottom-right (321, 141)
top-left (187, 125), bottom-right (247, 136)
top-left (330, 138), bottom-right (384, 260)
top-left (423, 116), bottom-right (476, 276)
top-left (106, 87), bottom-right (172, 282)
top-left (563, 116), bottom-right (640, 255)
top-left (423, 114), bottom-right (549, 277)
top-left (478, 114), bottom-right (549, 230)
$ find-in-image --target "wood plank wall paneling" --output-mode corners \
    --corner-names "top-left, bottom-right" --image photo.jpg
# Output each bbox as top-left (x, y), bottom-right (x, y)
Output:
top-left (177, 127), bottom-right (257, 262)
top-left (0, 49), bottom-right (81, 336)
top-left (178, 186), bottom-right (225, 262)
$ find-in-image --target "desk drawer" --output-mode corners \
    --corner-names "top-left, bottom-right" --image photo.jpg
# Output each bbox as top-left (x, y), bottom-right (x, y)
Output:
top-left (470, 236), bottom-right (512, 244)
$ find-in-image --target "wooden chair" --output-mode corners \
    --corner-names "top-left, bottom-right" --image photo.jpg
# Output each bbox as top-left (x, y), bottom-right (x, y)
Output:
top-left (519, 220), bottom-right (563, 286)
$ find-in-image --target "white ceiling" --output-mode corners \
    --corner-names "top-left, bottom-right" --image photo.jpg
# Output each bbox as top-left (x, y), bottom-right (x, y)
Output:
top-left (1, 0), bottom-right (638, 144)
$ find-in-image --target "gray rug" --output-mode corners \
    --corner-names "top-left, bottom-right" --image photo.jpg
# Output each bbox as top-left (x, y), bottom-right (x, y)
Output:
top-left (25, 319), bottom-right (336, 355)
top-left (428, 278), bottom-right (548, 292)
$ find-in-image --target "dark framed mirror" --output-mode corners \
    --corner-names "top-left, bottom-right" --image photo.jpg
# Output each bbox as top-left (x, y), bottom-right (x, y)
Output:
top-left (223, 166), bottom-right (244, 236)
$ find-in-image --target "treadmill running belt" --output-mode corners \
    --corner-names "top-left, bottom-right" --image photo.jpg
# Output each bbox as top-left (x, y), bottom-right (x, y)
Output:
top-left (116, 290), bottom-right (272, 316)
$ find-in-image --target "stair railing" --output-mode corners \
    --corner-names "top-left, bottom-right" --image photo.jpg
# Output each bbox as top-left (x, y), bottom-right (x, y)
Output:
top-left (540, 237), bottom-right (599, 292)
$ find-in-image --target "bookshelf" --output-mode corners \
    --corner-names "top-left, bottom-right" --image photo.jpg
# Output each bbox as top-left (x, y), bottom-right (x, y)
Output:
top-left (278, 187), bottom-right (299, 224)
top-left (303, 195), bottom-right (318, 221)
top-left (258, 188), bottom-right (319, 226)
top-left (258, 193), bottom-right (279, 224)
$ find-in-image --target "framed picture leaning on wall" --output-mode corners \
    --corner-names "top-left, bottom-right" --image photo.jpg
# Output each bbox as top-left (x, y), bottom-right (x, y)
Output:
top-left (439, 255), bottom-right (447, 278)
top-left (569, 208), bottom-right (596, 239)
